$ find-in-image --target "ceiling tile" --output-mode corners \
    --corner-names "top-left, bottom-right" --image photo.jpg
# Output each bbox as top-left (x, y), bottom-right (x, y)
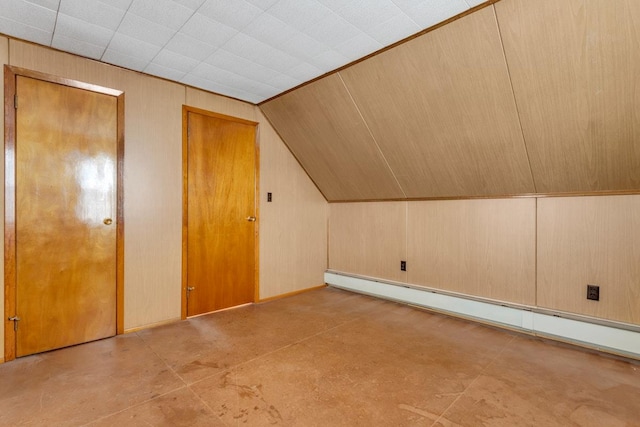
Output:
top-left (244, 0), bottom-right (278, 10)
top-left (102, 48), bottom-right (150, 71)
top-left (264, 73), bottom-right (302, 91)
top-left (54, 13), bottom-right (114, 48)
top-left (197, 0), bottom-right (263, 31)
top-left (222, 33), bottom-right (299, 73)
top-left (308, 50), bottom-right (349, 70)
top-left (180, 12), bottom-right (238, 48)
top-left (242, 12), bottom-right (298, 49)
top-left (304, 13), bottom-right (360, 48)
top-left (106, 32), bottom-right (161, 62)
top-left (392, 0), bottom-right (469, 29)
top-left (128, 0), bottom-right (195, 30)
top-left (52, 33), bottom-right (105, 59)
top-left (172, 0), bottom-right (205, 9)
top-left (466, 0), bottom-right (486, 6)
top-left (286, 62), bottom-right (323, 81)
top-left (144, 62), bottom-right (187, 81)
top-left (327, 0), bottom-right (402, 31)
top-left (366, 12), bottom-right (421, 45)
top-left (182, 74), bottom-right (263, 103)
top-left (0, 16), bottom-right (53, 45)
top-left (150, 48), bottom-right (200, 72)
top-left (334, 33), bottom-right (382, 59)
top-left (0, 0), bottom-right (57, 34)
top-left (280, 31), bottom-right (330, 62)
top-left (59, 0), bottom-right (126, 30)
top-left (267, 0), bottom-right (333, 32)
top-left (206, 49), bottom-right (281, 82)
top-left (164, 32), bottom-right (218, 61)
top-left (95, 0), bottom-right (132, 9)
top-left (117, 12), bottom-right (175, 46)
top-left (26, 0), bottom-right (59, 10)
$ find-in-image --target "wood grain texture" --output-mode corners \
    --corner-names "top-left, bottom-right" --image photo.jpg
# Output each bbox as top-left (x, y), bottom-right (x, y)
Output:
top-left (9, 40), bottom-right (185, 330)
top-left (260, 73), bottom-right (404, 201)
top-left (1, 37), bottom-right (7, 360)
top-left (339, 6), bottom-right (534, 198)
top-left (15, 76), bottom-right (117, 356)
top-left (186, 87), bottom-right (256, 123)
top-left (496, 0), bottom-right (640, 193)
top-left (329, 202), bottom-right (407, 283)
top-left (256, 110), bottom-right (328, 299)
top-left (186, 110), bottom-right (256, 314)
top-left (408, 199), bottom-right (536, 305)
top-left (537, 196), bottom-right (640, 324)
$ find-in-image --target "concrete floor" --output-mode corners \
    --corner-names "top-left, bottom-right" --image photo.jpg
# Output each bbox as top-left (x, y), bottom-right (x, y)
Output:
top-left (1, 287), bottom-right (639, 426)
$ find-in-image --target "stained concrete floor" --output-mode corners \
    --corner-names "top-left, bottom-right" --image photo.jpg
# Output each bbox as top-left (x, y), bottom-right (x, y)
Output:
top-left (1, 287), bottom-right (639, 426)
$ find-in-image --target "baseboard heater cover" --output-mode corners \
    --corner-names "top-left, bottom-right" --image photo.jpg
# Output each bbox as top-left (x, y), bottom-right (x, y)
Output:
top-left (324, 271), bottom-right (640, 359)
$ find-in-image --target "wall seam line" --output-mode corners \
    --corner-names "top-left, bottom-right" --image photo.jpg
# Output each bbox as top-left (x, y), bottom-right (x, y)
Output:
top-left (336, 72), bottom-right (407, 198)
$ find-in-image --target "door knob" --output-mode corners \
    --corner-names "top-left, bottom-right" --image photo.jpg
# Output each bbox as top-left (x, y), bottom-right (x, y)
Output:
top-left (103, 218), bottom-right (113, 225)
top-left (246, 216), bottom-right (256, 222)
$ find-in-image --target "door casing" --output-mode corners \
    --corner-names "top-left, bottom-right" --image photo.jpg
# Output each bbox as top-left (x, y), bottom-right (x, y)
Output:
top-left (3, 65), bottom-right (125, 362)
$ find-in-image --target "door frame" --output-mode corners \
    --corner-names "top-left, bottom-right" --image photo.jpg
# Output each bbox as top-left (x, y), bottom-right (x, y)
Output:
top-left (3, 65), bottom-right (125, 362)
top-left (181, 105), bottom-right (260, 319)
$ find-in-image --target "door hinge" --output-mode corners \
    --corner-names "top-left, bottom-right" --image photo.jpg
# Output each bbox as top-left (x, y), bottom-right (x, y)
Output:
top-left (14, 94), bottom-right (18, 109)
top-left (8, 316), bottom-right (21, 331)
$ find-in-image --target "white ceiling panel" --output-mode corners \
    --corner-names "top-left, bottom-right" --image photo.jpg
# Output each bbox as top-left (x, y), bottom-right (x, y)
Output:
top-left (0, 0), bottom-right (57, 33)
top-left (392, 0), bottom-right (470, 29)
top-left (163, 32), bottom-right (218, 61)
top-left (179, 13), bottom-right (238, 49)
top-left (197, 0), bottom-right (263, 31)
top-left (150, 49), bottom-right (200, 73)
top-left (129, 0), bottom-right (195, 30)
top-left (25, 0), bottom-right (60, 10)
top-left (52, 32), bottom-right (105, 59)
top-left (0, 15), bottom-right (53, 45)
top-left (267, 0), bottom-right (333, 32)
top-left (144, 62), bottom-right (187, 81)
top-left (59, 0), bottom-right (126, 30)
top-left (54, 13), bottom-right (113, 48)
top-left (0, 0), bottom-right (486, 103)
top-left (117, 13), bottom-right (175, 47)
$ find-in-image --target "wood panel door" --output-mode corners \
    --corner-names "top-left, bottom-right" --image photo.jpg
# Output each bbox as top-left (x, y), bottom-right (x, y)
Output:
top-left (185, 108), bottom-right (257, 316)
top-left (8, 74), bottom-right (120, 357)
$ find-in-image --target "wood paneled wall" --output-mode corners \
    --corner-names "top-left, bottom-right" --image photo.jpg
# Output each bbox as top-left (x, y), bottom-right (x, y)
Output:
top-left (329, 202), bottom-right (407, 282)
top-left (408, 199), bottom-right (536, 305)
top-left (1, 38), bottom-right (328, 359)
top-left (538, 196), bottom-right (640, 324)
top-left (329, 195), bottom-right (640, 326)
top-left (261, 0), bottom-right (640, 201)
top-left (0, 35), bottom-right (7, 360)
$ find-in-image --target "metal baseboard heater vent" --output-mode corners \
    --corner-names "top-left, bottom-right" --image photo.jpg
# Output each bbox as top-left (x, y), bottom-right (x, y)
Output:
top-left (325, 271), bottom-right (640, 360)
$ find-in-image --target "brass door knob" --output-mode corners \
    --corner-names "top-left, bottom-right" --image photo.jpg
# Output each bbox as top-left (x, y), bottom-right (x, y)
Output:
top-left (103, 218), bottom-right (113, 225)
top-left (246, 216), bottom-right (256, 222)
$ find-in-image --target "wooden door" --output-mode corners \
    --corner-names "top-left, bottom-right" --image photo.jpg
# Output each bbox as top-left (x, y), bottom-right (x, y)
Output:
top-left (185, 109), bottom-right (257, 316)
top-left (12, 75), bottom-right (118, 357)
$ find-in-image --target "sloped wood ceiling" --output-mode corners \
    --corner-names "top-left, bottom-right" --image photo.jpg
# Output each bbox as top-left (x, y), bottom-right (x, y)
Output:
top-left (260, 0), bottom-right (640, 201)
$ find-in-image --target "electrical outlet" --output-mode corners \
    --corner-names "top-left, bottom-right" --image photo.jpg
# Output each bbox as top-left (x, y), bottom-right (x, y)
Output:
top-left (400, 260), bottom-right (406, 271)
top-left (587, 284), bottom-right (600, 301)
top-left (267, 192), bottom-right (272, 202)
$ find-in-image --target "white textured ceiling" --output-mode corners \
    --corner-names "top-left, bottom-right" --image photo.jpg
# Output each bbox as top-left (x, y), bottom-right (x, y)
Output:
top-left (0, 0), bottom-right (486, 103)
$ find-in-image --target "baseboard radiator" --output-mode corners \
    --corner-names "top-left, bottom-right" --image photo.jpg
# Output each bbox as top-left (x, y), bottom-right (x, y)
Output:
top-left (325, 271), bottom-right (640, 360)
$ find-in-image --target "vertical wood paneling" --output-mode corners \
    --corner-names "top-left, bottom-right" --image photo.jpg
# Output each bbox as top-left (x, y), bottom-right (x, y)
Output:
top-left (329, 202), bottom-right (407, 283)
top-left (260, 74), bottom-right (404, 201)
top-left (408, 199), bottom-right (536, 305)
top-left (538, 196), bottom-right (640, 324)
top-left (9, 40), bottom-right (184, 330)
top-left (339, 7), bottom-right (534, 198)
top-left (185, 87), bottom-right (256, 123)
top-left (496, 0), bottom-right (640, 193)
top-left (256, 110), bottom-right (328, 299)
top-left (1, 35), bottom-right (8, 360)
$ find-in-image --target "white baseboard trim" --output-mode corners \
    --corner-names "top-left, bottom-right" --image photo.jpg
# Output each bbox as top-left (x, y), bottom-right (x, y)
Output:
top-left (325, 271), bottom-right (640, 359)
